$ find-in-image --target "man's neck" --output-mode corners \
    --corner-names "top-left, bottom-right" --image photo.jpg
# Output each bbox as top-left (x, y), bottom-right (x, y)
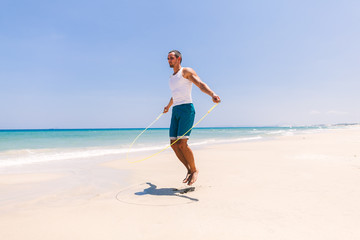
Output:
top-left (173, 65), bottom-right (182, 75)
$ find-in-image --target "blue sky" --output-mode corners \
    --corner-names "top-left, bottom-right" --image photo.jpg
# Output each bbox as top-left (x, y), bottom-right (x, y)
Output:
top-left (1, 0), bottom-right (359, 129)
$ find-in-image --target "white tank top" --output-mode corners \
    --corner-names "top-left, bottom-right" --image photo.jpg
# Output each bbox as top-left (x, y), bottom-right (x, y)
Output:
top-left (169, 68), bottom-right (193, 106)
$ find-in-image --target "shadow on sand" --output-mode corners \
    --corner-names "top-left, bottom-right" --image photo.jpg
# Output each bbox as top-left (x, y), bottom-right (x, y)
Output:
top-left (135, 182), bottom-right (199, 202)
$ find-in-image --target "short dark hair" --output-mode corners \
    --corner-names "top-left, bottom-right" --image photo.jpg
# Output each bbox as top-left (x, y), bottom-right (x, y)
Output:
top-left (168, 50), bottom-right (182, 63)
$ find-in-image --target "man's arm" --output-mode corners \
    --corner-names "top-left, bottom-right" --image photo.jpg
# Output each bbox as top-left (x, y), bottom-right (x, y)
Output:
top-left (163, 97), bottom-right (173, 113)
top-left (182, 67), bottom-right (221, 103)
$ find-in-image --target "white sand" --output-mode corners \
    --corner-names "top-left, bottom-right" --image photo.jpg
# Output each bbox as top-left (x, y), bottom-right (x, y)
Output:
top-left (0, 173), bottom-right (63, 185)
top-left (1, 127), bottom-right (360, 239)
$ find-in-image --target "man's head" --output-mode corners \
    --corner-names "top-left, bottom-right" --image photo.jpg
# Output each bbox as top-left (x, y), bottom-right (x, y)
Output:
top-left (168, 50), bottom-right (182, 68)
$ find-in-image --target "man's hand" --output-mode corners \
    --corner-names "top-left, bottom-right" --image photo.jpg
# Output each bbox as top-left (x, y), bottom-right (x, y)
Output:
top-left (212, 94), bottom-right (221, 103)
top-left (164, 98), bottom-right (173, 113)
top-left (163, 106), bottom-right (170, 113)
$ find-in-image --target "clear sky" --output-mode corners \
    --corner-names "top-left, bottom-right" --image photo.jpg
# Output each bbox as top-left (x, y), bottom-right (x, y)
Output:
top-left (1, 0), bottom-right (359, 129)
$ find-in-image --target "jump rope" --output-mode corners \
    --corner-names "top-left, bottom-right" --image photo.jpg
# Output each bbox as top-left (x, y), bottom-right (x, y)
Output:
top-left (127, 102), bottom-right (219, 163)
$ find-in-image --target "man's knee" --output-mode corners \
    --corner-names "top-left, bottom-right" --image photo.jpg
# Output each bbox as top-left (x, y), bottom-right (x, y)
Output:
top-left (177, 140), bottom-right (188, 151)
top-left (171, 140), bottom-right (179, 150)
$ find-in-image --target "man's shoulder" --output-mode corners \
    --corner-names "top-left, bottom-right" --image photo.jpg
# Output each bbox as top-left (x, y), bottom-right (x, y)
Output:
top-left (182, 67), bottom-right (196, 77)
top-left (182, 67), bottom-right (194, 72)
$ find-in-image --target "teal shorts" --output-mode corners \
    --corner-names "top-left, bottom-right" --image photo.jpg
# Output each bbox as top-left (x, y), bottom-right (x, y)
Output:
top-left (170, 103), bottom-right (195, 140)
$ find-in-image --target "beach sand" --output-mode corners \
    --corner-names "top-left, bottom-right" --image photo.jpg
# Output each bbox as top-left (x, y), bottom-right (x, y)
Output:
top-left (1, 127), bottom-right (360, 239)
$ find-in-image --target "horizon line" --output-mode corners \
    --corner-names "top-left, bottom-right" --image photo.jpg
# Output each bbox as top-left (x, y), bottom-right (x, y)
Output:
top-left (0, 123), bottom-right (358, 131)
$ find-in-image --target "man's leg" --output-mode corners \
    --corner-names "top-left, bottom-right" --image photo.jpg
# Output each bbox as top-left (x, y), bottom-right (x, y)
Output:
top-left (171, 140), bottom-right (192, 183)
top-left (177, 139), bottom-right (198, 185)
top-left (171, 103), bottom-right (197, 185)
top-left (169, 109), bottom-right (191, 179)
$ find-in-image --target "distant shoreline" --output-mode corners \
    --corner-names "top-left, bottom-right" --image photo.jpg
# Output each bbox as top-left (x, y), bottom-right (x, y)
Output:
top-left (1, 123), bottom-right (358, 131)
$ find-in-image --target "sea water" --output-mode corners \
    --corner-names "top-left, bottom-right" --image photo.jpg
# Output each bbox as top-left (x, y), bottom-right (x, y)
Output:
top-left (0, 126), bottom-right (338, 168)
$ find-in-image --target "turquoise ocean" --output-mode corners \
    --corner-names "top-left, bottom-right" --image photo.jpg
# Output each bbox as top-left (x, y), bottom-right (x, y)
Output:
top-left (0, 126), bottom-right (340, 168)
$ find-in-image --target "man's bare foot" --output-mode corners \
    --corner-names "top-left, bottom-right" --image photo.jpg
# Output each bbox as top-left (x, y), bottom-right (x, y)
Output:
top-left (183, 172), bottom-right (191, 183)
top-left (187, 170), bottom-right (199, 186)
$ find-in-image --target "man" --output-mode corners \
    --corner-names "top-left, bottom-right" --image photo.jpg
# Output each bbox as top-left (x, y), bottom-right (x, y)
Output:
top-left (163, 50), bottom-right (221, 186)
